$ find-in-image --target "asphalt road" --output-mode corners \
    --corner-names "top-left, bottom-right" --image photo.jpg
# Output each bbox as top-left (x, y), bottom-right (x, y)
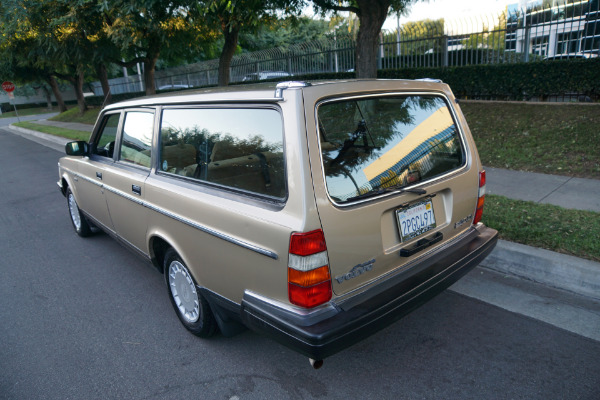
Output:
top-left (1, 127), bottom-right (599, 400)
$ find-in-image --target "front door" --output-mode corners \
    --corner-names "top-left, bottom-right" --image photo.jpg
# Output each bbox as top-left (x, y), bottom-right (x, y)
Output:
top-left (103, 110), bottom-right (154, 254)
top-left (74, 112), bottom-right (121, 233)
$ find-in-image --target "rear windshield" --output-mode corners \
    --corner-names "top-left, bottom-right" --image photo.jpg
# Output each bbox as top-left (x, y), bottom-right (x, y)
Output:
top-left (317, 95), bottom-right (465, 204)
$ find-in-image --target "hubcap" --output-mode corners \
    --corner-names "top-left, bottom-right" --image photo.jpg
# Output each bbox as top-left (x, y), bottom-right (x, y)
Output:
top-left (68, 193), bottom-right (82, 230)
top-left (168, 261), bottom-right (200, 323)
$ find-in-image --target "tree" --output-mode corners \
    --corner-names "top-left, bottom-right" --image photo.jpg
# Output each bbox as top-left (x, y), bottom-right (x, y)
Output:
top-left (103, 0), bottom-right (212, 95)
top-left (238, 16), bottom-right (330, 52)
top-left (200, 0), bottom-right (303, 86)
top-left (0, 0), bottom-right (73, 111)
top-left (311, 0), bottom-right (417, 78)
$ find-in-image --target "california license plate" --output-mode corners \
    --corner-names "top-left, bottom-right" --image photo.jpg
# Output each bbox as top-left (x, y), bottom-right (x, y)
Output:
top-left (396, 200), bottom-right (436, 242)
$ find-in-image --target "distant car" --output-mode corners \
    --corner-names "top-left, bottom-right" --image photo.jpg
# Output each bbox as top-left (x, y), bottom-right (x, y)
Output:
top-left (543, 52), bottom-right (598, 60)
top-left (242, 71), bottom-right (291, 81)
top-left (157, 84), bottom-right (191, 91)
top-left (57, 79), bottom-right (497, 368)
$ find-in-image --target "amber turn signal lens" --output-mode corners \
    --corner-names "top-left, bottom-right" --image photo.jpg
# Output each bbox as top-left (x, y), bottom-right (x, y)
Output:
top-left (288, 265), bottom-right (331, 287)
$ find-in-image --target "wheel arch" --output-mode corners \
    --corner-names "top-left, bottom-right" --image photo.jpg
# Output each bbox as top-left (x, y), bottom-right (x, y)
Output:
top-left (148, 234), bottom-right (171, 276)
top-left (148, 234), bottom-right (196, 284)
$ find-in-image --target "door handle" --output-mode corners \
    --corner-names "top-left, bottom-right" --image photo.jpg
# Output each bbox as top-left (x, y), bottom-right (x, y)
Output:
top-left (132, 185), bottom-right (142, 195)
top-left (96, 172), bottom-right (102, 180)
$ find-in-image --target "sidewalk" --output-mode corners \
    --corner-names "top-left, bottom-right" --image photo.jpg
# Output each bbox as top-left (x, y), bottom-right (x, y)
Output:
top-left (486, 167), bottom-right (600, 213)
top-left (5, 115), bottom-right (600, 301)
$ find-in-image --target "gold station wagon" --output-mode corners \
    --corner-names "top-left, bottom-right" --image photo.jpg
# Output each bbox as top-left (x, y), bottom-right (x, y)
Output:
top-left (58, 79), bottom-right (498, 368)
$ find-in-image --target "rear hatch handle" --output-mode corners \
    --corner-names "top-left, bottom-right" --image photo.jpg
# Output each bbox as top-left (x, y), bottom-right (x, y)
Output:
top-left (400, 232), bottom-right (443, 257)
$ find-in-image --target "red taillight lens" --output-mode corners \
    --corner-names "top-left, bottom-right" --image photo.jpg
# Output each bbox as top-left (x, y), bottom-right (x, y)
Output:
top-left (288, 229), bottom-right (332, 308)
top-left (473, 170), bottom-right (486, 225)
top-left (289, 230), bottom-right (327, 256)
top-left (288, 281), bottom-right (332, 308)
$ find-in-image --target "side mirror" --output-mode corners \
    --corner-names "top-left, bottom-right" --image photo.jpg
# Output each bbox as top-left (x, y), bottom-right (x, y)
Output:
top-left (65, 141), bottom-right (88, 156)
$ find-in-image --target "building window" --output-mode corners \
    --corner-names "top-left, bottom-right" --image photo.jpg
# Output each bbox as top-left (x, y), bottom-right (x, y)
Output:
top-left (531, 35), bottom-right (550, 56)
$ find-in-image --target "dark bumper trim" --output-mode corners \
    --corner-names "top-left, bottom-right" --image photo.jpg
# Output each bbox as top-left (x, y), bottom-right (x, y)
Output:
top-left (241, 225), bottom-right (498, 360)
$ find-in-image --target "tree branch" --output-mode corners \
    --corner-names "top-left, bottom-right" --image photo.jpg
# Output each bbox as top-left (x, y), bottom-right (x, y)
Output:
top-left (112, 57), bottom-right (147, 68)
top-left (312, 0), bottom-right (360, 16)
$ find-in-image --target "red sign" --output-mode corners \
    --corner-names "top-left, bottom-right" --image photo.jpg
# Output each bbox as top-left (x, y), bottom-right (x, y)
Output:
top-left (2, 81), bottom-right (15, 93)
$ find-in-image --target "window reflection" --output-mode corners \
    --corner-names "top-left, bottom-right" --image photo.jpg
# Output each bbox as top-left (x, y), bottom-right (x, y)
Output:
top-left (160, 108), bottom-right (286, 198)
top-left (318, 96), bottom-right (464, 203)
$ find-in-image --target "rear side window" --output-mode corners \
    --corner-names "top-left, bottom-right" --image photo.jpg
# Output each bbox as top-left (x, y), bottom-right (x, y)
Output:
top-left (119, 111), bottom-right (154, 168)
top-left (317, 95), bottom-right (465, 204)
top-left (159, 107), bottom-right (285, 198)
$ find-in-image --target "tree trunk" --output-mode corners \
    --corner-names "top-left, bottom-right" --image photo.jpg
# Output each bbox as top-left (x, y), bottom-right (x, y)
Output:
top-left (72, 69), bottom-right (88, 115)
top-left (45, 75), bottom-right (67, 112)
top-left (39, 85), bottom-right (53, 109)
top-left (218, 24), bottom-right (240, 87)
top-left (144, 52), bottom-right (160, 95)
top-left (95, 63), bottom-right (112, 104)
top-left (355, 0), bottom-right (390, 79)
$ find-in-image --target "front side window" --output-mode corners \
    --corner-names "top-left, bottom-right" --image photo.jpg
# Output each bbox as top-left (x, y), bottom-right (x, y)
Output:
top-left (118, 111), bottom-right (154, 168)
top-left (159, 107), bottom-right (285, 198)
top-left (318, 95), bottom-right (465, 204)
top-left (91, 113), bottom-right (120, 158)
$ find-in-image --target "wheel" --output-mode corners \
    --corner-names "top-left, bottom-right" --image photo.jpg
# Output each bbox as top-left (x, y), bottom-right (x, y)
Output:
top-left (67, 188), bottom-right (92, 237)
top-left (165, 248), bottom-right (217, 337)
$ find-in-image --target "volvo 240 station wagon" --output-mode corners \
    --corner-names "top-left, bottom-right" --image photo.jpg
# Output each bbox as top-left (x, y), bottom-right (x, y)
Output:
top-left (58, 79), bottom-right (498, 368)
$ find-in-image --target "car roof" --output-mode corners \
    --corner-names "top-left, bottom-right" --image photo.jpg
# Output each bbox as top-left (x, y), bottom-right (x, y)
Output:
top-left (102, 79), bottom-right (449, 111)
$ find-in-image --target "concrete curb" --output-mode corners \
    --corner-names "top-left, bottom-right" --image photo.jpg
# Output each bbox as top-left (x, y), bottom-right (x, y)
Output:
top-left (7, 124), bottom-right (70, 152)
top-left (481, 240), bottom-right (600, 300)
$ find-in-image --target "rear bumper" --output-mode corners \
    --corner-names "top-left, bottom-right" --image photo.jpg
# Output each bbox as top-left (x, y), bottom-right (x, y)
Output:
top-left (241, 224), bottom-right (498, 360)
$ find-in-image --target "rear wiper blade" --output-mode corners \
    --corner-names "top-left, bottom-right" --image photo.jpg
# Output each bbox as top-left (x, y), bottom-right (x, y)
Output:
top-left (346, 186), bottom-right (426, 202)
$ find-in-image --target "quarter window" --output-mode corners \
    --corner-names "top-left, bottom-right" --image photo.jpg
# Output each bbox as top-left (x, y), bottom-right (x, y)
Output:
top-left (92, 113), bottom-right (120, 158)
top-left (119, 111), bottom-right (154, 168)
top-left (159, 108), bottom-right (285, 198)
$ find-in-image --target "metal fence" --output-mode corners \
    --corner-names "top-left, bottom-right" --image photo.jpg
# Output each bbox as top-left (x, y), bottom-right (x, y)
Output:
top-left (91, 0), bottom-right (600, 95)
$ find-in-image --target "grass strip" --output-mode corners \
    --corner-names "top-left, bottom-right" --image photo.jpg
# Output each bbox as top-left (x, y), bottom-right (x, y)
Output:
top-left (1, 107), bottom-right (58, 118)
top-left (483, 194), bottom-right (600, 262)
top-left (461, 102), bottom-right (600, 179)
top-left (49, 107), bottom-right (100, 125)
top-left (13, 121), bottom-right (90, 141)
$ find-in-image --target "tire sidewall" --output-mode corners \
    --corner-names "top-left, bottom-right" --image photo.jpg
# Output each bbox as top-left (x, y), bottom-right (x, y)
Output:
top-left (66, 188), bottom-right (91, 237)
top-left (164, 249), bottom-right (216, 337)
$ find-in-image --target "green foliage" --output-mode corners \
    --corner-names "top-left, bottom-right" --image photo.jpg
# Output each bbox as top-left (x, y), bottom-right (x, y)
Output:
top-left (484, 195), bottom-right (600, 262)
top-left (461, 101), bottom-right (600, 178)
top-left (238, 17), bottom-right (330, 52)
top-left (49, 106), bottom-right (100, 125)
top-left (376, 58), bottom-right (600, 100)
top-left (13, 121), bottom-right (91, 141)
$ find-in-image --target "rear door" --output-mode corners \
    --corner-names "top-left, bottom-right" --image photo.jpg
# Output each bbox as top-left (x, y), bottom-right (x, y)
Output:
top-left (305, 84), bottom-right (480, 296)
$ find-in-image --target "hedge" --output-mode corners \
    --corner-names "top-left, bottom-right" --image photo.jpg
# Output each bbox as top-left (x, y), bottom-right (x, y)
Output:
top-left (377, 58), bottom-right (600, 100)
top-left (294, 58), bottom-right (600, 101)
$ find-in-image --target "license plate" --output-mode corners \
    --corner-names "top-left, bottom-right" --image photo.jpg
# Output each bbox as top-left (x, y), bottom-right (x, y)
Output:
top-left (396, 200), bottom-right (436, 242)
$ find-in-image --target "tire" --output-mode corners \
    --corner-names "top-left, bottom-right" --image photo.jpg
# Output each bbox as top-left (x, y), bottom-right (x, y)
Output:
top-left (67, 188), bottom-right (92, 237)
top-left (165, 248), bottom-right (217, 337)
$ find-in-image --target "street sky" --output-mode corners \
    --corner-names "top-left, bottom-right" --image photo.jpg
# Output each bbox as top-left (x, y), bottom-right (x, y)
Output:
top-left (383, 0), bottom-right (518, 29)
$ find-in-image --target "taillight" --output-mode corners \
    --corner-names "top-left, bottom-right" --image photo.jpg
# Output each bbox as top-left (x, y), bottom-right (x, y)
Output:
top-left (288, 229), bottom-right (332, 308)
top-left (473, 170), bottom-right (486, 224)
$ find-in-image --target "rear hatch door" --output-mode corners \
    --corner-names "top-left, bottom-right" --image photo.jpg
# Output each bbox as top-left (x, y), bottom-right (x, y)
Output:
top-left (304, 83), bottom-right (480, 296)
